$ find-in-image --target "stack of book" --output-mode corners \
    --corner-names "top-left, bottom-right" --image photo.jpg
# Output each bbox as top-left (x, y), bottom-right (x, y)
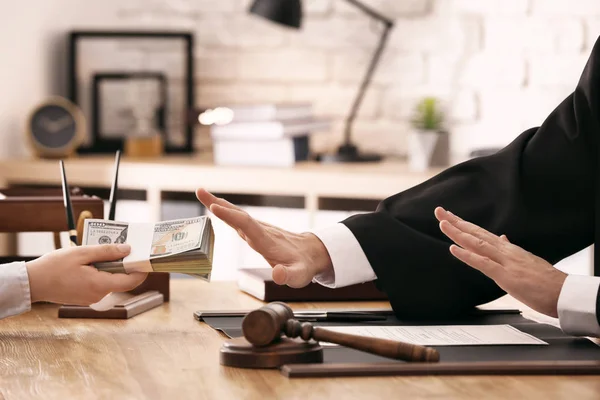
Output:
top-left (237, 268), bottom-right (387, 301)
top-left (210, 103), bottom-right (330, 167)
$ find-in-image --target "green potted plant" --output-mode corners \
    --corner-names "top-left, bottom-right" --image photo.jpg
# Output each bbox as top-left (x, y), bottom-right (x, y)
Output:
top-left (408, 97), bottom-right (448, 171)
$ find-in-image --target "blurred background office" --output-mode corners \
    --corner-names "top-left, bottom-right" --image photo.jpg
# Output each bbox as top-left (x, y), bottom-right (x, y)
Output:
top-left (0, 0), bottom-right (596, 279)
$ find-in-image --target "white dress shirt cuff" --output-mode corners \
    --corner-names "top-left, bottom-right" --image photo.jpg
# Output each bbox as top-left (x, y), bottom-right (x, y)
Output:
top-left (0, 262), bottom-right (32, 319)
top-left (557, 274), bottom-right (600, 337)
top-left (309, 223), bottom-right (377, 288)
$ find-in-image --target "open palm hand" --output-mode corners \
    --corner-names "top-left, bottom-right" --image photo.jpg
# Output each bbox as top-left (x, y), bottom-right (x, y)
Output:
top-left (435, 207), bottom-right (567, 317)
top-left (196, 189), bottom-right (333, 287)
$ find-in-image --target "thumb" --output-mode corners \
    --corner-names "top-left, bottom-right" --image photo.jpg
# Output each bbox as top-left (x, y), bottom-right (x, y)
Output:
top-left (73, 244), bottom-right (131, 264)
top-left (272, 264), bottom-right (311, 288)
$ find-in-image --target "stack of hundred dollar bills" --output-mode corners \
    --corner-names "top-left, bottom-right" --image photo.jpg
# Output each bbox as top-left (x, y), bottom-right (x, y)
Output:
top-left (82, 216), bottom-right (214, 280)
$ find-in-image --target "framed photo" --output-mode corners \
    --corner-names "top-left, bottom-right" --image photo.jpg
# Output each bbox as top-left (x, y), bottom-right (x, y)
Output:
top-left (68, 30), bottom-right (195, 153)
top-left (92, 72), bottom-right (167, 153)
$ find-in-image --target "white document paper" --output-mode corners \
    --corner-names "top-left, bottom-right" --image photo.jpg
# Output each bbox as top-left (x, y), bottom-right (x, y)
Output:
top-left (321, 325), bottom-right (547, 346)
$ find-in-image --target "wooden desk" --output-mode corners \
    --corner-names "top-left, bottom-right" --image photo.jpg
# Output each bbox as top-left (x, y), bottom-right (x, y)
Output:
top-left (1, 280), bottom-right (599, 400)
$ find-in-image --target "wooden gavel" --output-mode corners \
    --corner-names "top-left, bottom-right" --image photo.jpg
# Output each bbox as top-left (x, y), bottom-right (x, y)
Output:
top-left (241, 302), bottom-right (440, 363)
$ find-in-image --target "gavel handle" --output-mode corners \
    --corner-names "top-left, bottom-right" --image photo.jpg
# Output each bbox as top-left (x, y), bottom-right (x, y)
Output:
top-left (311, 326), bottom-right (440, 363)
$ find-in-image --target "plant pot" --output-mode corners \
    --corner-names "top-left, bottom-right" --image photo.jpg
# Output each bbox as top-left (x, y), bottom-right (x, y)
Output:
top-left (408, 130), bottom-right (442, 171)
top-left (430, 130), bottom-right (450, 167)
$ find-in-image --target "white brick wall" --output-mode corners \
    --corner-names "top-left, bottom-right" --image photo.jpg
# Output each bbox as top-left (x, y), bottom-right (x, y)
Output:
top-left (288, 83), bottom-right (381, 118)
top-left (3, 0), bottom-right (600, 162)
top-left (333, 52), bottom-right (425, 85)
top-left (457, 52), bottom-right (526, 88)
top-left (531, 0), bottom-right (600, 16)
top-left (197, 83), bottom-right (290, 106)
top-left (335, 0), bottom-right (429, 17)
top-left (288, 17), bottom-right (380, 49)
top-left (196, 51), bottom-right (239, 82)
top-left (528, 55), bottom-right (590, 86)
top-left (390, 17), bottom-right (480, 53)
top-left (303, 0), bottom-right (333, 15)
top-left (238, 49), bottom-right (329, 82)
top-left (585, 18), bottom-right (600, 50)
top-left (196, 15), bottom-right (291, 48)
top-left (442, 0), bottom-right (529, 16)
top-left (478, 87), bottom-right (572, 128)
top-left (484, 17), bottom-right (584, 54)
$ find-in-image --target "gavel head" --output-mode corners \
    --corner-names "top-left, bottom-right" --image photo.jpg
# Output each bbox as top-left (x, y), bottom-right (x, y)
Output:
top-left (242, 302), bottom-right (294, 347)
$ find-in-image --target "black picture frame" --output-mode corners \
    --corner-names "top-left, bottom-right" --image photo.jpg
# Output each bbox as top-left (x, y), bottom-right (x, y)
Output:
top-left (92, 72), bottom-right (168, 153)
top-left (68, 30), bottom-right (195, 154)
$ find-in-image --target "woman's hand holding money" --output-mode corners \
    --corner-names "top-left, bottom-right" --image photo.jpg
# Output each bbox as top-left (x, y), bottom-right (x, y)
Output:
top-left (26, 244), bottom-right (148, 305)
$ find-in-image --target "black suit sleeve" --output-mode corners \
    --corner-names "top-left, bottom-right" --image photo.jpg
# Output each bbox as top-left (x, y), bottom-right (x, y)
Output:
top-left (341, 37), bottom-right (600, 319)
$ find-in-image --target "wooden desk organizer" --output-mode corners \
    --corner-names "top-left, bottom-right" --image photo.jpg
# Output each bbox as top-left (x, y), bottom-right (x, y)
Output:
top-left (58, 272), bottom-right (170, 319)
top-left (0, 187), bottom-right (103, 235)
top-left (0, 186), bottom-right (169, 319)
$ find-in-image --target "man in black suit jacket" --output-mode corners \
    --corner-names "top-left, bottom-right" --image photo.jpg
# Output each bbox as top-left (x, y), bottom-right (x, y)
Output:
top-left (195, 36), bottom-right (600, 338)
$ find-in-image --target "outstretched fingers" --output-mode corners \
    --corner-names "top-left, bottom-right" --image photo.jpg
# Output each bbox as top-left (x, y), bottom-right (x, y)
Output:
top-left (434, 207), bottom-right (504, 246)
top-left (196, 188), bottom-right (239, 211)
top-left (434, 206), bottom-right (511, 273)
top-left (210, 203), bottom-right (271, 244)
top-left (449, 245), bottom-right (504, 279)
top-left (439, 220), bottom-right (505, 263)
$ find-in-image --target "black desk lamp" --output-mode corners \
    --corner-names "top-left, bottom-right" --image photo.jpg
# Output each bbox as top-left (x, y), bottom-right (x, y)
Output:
top-left (249, 0), bottom-right (394, 163)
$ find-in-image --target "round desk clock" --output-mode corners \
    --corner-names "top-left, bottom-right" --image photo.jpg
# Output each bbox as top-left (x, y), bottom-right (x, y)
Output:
top-left (27, 97), bottom-right (86, 158)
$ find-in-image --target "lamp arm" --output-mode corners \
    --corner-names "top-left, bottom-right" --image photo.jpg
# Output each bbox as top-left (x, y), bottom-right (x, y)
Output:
top-left (342, 20), bottom-right (393, 146)
top-left (344, 0), bottom-right (395, 25)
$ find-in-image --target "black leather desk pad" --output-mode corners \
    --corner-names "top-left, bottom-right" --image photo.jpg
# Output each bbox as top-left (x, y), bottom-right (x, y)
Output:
top-left (203, 312), bottom-right (600, 364)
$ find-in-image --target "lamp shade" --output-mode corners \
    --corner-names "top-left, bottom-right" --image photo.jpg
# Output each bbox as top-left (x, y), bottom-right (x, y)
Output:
top-left (248, 0), bottom-right (302, 29)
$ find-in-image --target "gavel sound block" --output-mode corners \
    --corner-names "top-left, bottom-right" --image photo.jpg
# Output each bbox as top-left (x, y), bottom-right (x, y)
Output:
top-left (219, 302), bottom-right (440, 369)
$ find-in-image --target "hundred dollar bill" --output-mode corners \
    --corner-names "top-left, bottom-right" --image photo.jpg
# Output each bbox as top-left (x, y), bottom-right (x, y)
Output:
top-left (82, 216), bottom-right (214, 280)
top-left (82, 220), bottom-right (129, 246)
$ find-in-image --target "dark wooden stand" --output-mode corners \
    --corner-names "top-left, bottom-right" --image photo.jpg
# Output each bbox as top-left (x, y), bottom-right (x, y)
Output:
top-left (220, 337), bottom-right (323, 369)
top-left (58, 272), bottom-right (170, 319)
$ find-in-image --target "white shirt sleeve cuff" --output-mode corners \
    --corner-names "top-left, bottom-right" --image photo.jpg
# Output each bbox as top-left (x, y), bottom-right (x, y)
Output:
top-left (0, 262), bottom-right (32, 319)
top-left (557, 274), bottom-right (600, 337)
top-left (309, 223), bottom-right (377, 288)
